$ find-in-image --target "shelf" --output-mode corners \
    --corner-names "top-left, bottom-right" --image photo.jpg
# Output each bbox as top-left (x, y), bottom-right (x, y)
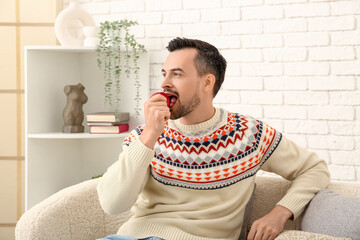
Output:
top-left (28, 132), bottom-right (129, 139)
top-left (25, 46), bottom-right (149, 210)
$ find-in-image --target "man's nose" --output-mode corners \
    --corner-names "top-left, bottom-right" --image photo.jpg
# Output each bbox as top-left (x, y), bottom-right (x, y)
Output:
top-left (161, 75), bottom-right (172, 89)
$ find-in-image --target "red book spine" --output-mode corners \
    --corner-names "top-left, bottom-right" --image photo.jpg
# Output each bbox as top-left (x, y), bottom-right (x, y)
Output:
top-left (116, 124), bottom-right (129, 133)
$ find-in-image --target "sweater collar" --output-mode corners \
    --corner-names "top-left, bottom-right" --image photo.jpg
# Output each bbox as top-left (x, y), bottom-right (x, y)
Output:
top-left (168, 108), bottom-right (227, 137)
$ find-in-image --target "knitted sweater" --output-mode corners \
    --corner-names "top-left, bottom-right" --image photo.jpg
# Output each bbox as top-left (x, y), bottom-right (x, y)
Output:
top-left (97, 108), bottom-right (330, 240)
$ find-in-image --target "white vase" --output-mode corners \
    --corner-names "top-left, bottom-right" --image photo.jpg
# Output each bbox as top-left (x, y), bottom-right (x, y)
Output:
top-left (83, 26), bottom-right (100, 47)
top-left (55, 1), bottom-right (95, 46)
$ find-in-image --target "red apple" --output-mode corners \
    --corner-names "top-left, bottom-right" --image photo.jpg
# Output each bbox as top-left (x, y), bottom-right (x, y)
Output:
top-left (151, 92), bottom-right (171, 108)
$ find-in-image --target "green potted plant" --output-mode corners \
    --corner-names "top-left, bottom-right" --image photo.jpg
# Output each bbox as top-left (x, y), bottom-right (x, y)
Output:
top-left (96, 20), bottom-right (146, 117)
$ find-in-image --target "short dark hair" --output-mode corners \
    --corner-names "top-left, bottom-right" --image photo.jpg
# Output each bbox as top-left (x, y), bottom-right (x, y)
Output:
top-left (166, 37), bottom-right (227, 97)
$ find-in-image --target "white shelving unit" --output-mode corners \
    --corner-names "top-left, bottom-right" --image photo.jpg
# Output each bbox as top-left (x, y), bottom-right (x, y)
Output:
top-left (25, 46), bottom-right (149, 210)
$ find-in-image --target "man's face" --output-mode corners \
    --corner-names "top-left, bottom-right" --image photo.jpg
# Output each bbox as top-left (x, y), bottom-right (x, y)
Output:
top-left (161, 48), bottom-right (202, 120)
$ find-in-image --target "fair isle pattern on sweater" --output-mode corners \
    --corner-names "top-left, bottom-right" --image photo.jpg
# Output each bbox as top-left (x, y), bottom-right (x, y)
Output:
top-left (124, 110), bottom-right (282, 190)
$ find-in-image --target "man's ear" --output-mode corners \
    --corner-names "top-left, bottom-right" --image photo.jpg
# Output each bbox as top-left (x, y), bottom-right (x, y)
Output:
top-left (203, 74), bottom-right (216, 93)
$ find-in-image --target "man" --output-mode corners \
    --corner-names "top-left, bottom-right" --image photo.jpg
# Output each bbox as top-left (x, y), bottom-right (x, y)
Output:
top-left (97, 38), bottom-right (330, 240)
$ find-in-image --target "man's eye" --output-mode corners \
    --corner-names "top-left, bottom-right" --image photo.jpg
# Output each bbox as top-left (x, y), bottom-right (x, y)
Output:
top-left (174, 73), bottom-right (181, 76)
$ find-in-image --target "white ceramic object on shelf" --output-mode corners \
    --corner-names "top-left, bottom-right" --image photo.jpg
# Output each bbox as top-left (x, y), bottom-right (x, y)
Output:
top-left (55, 1), bottom-right (95, 46)
top-left (83, 26), bottom-right (100, 47)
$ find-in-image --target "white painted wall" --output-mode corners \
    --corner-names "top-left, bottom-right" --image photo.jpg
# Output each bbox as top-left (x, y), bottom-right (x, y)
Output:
top-left (66, 0), bottom-right (360, 182)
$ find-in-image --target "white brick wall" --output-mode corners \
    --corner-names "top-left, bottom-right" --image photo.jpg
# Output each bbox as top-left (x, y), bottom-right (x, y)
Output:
top-left (284, 3), bottom-right (330, 18)
top-left (309, 76), bottom-right (355, 90)
top-left (284, 32), bottom-right (329, 47)
top-left (74, 0), bottom-right (360, 183)
top-left (242, 6), bottom-right (283, 20)
top-left (222, 21), bottom-right (262, 34)
top-left (309, 46), bottom-right (355, 61)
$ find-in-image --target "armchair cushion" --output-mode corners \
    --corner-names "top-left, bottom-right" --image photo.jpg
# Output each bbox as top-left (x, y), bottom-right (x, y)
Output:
top-left (301, 189), bottom-right (360, 239)
top-left (275, 230), bottom-right (351, 240)
top-left (16, 179), bottom-right (132, 240)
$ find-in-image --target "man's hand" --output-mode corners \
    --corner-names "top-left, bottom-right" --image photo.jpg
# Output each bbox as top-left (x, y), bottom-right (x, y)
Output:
top-left (140, 93), bottom-right (171, 149)
top-left (247, 205), bottom-right (293, 240)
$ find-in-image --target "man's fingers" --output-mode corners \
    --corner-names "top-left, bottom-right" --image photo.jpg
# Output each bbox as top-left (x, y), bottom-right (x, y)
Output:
top-left (248, 223), bottom-right (266, 240)
top-left (262, 231), bottom-right (272, 240)
top-left (148, 106), bottom-right (170, 120)
top-left (268, 228), bottom-right (279, 240)
top-left (148, 105), bottom-right (170, 114)
top-left (153, 108), bottom-right (169, 117)
top-left (247, 227), bottom-right (256, 240)
top-left (146, 102), bottom-right (168, 109)
top-left (164, 109), bottom-right (171, 121)
top-left (248, 223), bottom-right (281, 240)
top-left (254, 230), bottom-right (264, 240)
top-left (268, 233), bottom-right (276, 240)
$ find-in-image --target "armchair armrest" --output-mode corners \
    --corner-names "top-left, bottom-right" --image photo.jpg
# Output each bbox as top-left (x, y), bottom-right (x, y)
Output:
top-left (275, 230), bottom-right (351, 240)
top-left (15, 178), bottom-right (132, 240)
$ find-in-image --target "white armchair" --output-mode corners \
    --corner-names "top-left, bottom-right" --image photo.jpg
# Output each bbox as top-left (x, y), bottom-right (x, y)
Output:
top-left (16, 176), bottom-right (358, 240)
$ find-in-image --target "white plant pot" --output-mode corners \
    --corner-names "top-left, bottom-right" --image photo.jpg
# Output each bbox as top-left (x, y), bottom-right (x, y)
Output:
top-left (83, 26), bottom-right (100, 47)
top-left (84, 37), bottom-right (100, 47)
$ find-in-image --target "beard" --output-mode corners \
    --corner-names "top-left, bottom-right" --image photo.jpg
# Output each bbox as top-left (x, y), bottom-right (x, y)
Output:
top-left (170, 90), bottom-right (201, 120)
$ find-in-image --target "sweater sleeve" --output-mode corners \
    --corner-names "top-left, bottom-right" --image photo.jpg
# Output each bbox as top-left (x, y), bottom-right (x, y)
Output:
top-left (259, 123), bottom-right (330, 220)
top-left (97, 126), bottom-right (154, 215)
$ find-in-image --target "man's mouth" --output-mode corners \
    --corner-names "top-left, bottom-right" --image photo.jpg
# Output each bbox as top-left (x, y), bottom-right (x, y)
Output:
top-left (165, 93), bottom-right (178, 108)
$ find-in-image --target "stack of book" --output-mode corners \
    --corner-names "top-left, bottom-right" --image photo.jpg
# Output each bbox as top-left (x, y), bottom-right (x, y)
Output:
top-left (86, 112), bottom-right (130, 134)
